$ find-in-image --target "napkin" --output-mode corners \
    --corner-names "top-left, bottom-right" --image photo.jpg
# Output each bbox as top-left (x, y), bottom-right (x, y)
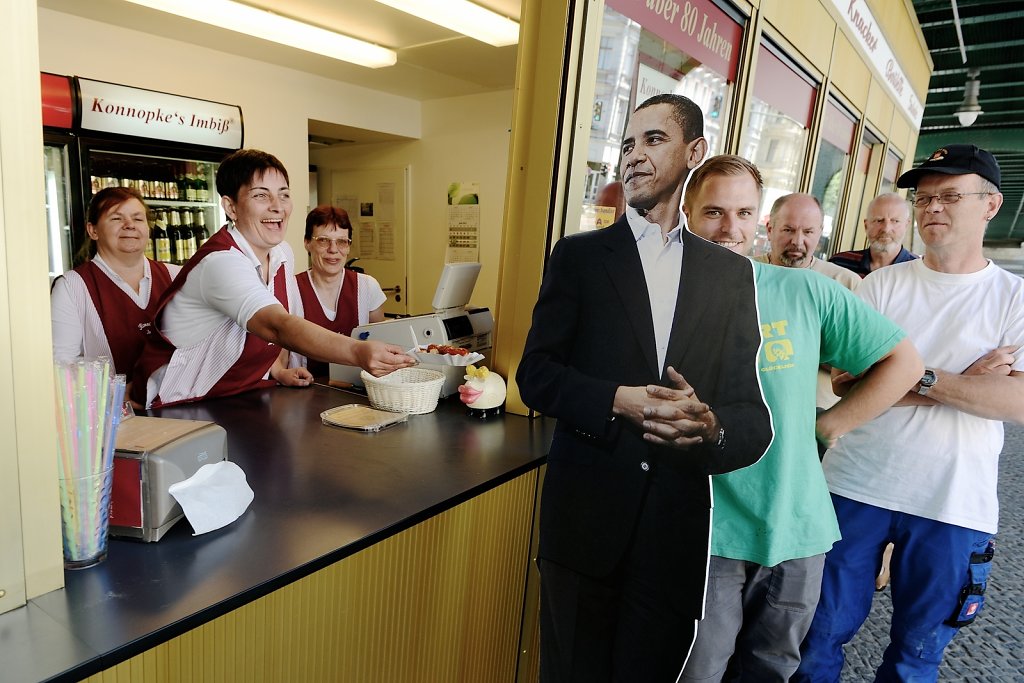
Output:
top-left (168, 461), bottom-right (254, 535)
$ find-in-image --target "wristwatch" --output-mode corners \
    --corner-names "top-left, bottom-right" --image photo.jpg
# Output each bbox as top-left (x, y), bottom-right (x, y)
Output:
top-left (916, 369), bottom-right (937, 396)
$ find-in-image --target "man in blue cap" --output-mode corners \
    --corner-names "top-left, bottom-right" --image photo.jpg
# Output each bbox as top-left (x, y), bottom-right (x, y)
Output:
top-left (796, 144), bottom-right (1024, 681)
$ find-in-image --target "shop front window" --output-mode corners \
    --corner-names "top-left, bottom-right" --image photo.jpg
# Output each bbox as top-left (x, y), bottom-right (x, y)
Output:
top-left (882, 148), bottom-right (902, 192)
top-left (577, 0), bottom-right (744, 232)
top-left (740, 43), bottom-right (816, 257)
top-left (811, 98), bottom-right (857, 257)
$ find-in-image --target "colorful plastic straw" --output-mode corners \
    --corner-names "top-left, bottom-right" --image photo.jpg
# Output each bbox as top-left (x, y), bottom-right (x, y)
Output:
top-left (53, 357), bottom-right (127, 567)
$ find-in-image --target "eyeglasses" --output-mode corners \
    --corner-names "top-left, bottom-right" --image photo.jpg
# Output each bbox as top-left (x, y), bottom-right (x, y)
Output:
top-left (312, 236), bottom-right (352, 249)
top-left (911, 192), bottom-right (993, 208)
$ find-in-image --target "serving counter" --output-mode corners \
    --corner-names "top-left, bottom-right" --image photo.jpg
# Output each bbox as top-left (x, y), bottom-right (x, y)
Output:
top-left (0, 384), bottom-right (552, 682)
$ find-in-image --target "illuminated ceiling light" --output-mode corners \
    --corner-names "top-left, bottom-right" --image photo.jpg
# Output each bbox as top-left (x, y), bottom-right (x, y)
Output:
top-left (123, 0), bottom-right (397, 68)
top-left (955, 68), bottom-right (983, 127)
top-left (374, 0), bottom-right (519, 47)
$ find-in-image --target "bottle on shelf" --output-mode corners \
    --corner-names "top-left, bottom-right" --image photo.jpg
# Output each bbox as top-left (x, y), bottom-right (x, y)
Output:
top-left (152, 211), bottom-right (172, 264)
top-left (177, 164), bottom-right (190, 204)
top-left (150, 162), bottom-right (166, 200)
top-left (139, 165), bottom-right (153, 199)
top-left (195, 164), bottom-right (210, 202)
top-left (195, 209), bottom-right (210, 247)
top-left (133, 160), bottom-right (148, 197)
top-left (143, 212), bottom-right (156, 261)
top-left (182, 209), bottom-right (197, 261)
top-left (89, 158), bottom-right (104, 197)
top-left (184, 162), bottom-right (198, 202)
top-left (167, 209), bottom-right (184, 264)
top-left (165, 164), bottom-right (179, 201)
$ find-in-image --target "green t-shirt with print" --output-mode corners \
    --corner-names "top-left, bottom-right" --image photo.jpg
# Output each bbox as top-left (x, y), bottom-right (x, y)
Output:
top-left (710, 262), bottom-right (905, 567)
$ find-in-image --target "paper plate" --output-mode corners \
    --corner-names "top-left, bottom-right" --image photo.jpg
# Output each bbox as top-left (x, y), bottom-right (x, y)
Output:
top-left (320, 404), bottom-right (409, 432)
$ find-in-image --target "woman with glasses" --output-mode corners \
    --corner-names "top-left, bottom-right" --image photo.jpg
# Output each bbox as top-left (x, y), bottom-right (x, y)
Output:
top-left (297, 205), bottom-right (386, 379)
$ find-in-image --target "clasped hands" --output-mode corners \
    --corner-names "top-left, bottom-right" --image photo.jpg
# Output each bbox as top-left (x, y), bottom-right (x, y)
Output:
top-left (613, 366), bottom-right (720, 450)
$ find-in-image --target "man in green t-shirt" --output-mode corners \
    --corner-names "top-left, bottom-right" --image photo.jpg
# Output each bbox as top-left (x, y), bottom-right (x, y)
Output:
top-left (672, 155), bottom-right (923, 681)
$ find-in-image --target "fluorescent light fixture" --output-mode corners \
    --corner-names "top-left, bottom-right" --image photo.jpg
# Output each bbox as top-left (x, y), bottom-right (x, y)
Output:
top-left (374, 0), bottom-right (519, 47)
top-left (123, 0), bottom-right (397, 68)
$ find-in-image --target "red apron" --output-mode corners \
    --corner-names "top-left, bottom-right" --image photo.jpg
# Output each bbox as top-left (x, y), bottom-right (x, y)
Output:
top-left (295, 268), bottom-right (359, 378)
top-left (131, 227), bottom-right (289, 407)
top-left (77, 259), bottom-right (172, 374)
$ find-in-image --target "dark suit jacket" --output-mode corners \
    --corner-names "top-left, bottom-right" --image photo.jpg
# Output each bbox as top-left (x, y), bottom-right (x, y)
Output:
top-left (517, 217), bottom-right (771, 618)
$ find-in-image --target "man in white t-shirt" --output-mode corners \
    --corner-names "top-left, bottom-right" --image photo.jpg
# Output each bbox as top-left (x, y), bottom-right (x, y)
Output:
top-left (796, 144), bottom-right (1024, 682)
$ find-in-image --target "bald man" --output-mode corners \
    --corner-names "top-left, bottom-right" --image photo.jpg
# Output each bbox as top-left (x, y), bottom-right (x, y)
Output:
top-left (757, 193), bottom-right (861, 291)
top-left (757, 193), bottom-right (860, 408)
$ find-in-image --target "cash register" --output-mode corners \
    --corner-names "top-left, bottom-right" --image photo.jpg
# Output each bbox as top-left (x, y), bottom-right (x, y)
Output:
top-left (330, 262), bottom-right (493, 397)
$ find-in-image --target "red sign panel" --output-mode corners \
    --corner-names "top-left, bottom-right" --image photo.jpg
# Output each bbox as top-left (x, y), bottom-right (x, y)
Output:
top-left (110, 456), bottom-right (143, 529)
top-left (752, 45), bottom-right (817, 128)
top-left (606, 0), bottom-right (743, 81)
top-left (41, 73), bottom-right (74, 129)
top-left (821, 100), bottom-right (857, 153)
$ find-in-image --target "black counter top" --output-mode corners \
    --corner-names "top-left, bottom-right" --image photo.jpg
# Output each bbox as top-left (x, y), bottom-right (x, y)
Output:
top-left (0, 385), bottom-right (551, 682)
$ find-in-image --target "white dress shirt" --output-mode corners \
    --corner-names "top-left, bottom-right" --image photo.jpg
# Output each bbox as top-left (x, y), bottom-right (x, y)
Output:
top-left (625, 207), bottom-right (685, 374)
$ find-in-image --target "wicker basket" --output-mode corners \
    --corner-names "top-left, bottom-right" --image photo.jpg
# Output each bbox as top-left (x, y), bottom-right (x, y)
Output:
top-left (360, 368), bottom-right (445, 414)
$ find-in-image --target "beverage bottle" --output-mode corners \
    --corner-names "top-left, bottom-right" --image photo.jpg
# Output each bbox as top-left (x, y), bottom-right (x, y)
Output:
top-left (133, 160), bottom-right (148, 197)
top-left (177, 164), bottom-right (189, 203)
top-left (169, 209), bottom-right (186, 264)
top-left (196, 164), bottom-right (209, 202)
top-left (185, 162), bottom-right (198, 202)
top-left (89, 158), bottom-right (104, 196)
top-left (153, 211), bottom-right (172, 263)
top-left (151, 163), bottom-right (165, 200)
top-left (166, 165), bottom-right (179, 200)
top-left (195, 209), bottom-right (210, 247)
top-left (143, 213), bottom-right (156, 261)
top-left (182, 209), bottom-right (197, 261)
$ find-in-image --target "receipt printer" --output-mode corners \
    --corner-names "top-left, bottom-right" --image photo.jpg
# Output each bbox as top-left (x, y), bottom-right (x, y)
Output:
top-left (109, 416), bottom-right (227, 542)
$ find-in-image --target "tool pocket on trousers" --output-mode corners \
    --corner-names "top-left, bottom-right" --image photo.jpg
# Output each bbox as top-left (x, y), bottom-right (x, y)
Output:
top-left (945, 540), bottom-right (995, 628)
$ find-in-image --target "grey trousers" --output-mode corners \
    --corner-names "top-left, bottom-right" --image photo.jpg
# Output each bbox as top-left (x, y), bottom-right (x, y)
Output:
top-left (680, 554), bottom-right (825, 682)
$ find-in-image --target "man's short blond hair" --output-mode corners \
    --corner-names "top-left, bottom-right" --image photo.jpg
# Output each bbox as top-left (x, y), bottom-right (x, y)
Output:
top-left (685, 155), bottom-right (763, 209)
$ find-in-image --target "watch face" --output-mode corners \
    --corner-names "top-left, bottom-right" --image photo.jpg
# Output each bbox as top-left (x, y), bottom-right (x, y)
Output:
top-left (921, 370), bottom-right (937, 387)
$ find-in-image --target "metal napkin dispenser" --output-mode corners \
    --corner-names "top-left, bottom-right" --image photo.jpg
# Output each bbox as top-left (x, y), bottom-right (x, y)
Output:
top-left (109, 416), bottom-right (227, 542)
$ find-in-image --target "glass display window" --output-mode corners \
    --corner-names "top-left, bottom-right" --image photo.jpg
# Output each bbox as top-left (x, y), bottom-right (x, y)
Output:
top-left (740, 43), bottom-right (817, 257)
top-left (811, 98), bottom-right (857, 257)
top-left (578, 0), bottom-right (744, 232)
top-left (882, 148), bottom-right (902, 192)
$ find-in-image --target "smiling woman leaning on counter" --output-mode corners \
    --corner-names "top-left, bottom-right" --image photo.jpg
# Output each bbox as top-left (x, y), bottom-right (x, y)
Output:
top-left (129, 148), bottom-right (415, 409)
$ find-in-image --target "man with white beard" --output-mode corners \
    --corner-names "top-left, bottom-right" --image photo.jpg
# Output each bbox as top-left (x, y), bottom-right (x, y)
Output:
top-left (830, 192), bottom-right (918, 277)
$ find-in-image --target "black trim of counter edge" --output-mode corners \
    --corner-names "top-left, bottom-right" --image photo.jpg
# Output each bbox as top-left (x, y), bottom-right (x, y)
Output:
top-left (41, 456), bottom-right (547, 683)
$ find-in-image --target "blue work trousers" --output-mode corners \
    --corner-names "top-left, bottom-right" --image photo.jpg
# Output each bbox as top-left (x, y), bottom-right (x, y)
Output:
top-left (794, 495), bottom-right (993, 683)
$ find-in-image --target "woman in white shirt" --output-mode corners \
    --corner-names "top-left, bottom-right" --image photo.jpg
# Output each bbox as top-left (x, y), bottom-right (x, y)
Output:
top-left (295, 206), bottom-right (386, 378)
top-left (51, 186), bottom-right (180, 372)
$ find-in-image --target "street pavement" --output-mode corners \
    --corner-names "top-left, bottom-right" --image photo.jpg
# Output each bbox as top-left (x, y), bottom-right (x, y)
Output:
top-left (839, 420), bottom-right (1024, 681)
